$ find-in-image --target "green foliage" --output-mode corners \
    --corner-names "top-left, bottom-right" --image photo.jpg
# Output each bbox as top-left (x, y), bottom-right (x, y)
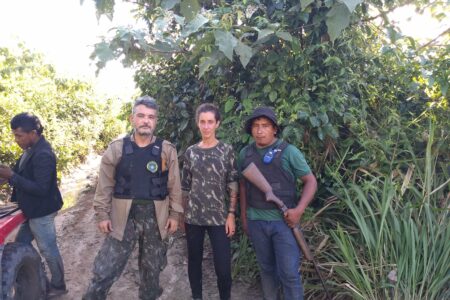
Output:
top-left (326, 123), bottom-right (449, 299)
top-left (89, 0), bottom-right (448, 156)
top-left (231, 235), bottom-right (259, 281)
top-left (0, 45), bottom-right (125, 173)
top-left (91, 0), bottom-right (372, 72)
top-left (88, 0), bottom-right (449, 297)
top-left (94, 98), bottom-right (128, 151)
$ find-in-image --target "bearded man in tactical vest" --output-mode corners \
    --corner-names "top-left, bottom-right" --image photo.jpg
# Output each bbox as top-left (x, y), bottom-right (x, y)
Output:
top-left (238, 107), bottom-right (317, 300)
top-left (83, 96), bottom-right (183, 300)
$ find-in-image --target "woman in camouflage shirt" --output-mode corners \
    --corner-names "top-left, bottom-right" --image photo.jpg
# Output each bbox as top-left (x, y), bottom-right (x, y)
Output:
top-left (181, 103), bottom-right (238, 300)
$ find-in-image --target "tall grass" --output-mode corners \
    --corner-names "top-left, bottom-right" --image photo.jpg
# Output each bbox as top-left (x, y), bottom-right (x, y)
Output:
top-left (231, 234), bottom-right (259, 281)
top-left (326, 123), bottom-right (450, 299)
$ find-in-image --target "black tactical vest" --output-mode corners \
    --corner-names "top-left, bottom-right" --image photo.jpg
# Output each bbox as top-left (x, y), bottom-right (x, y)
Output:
top-left (242, 141), bottom-right (297, 210)
top-left (113, 136), bottom-right (168, 200)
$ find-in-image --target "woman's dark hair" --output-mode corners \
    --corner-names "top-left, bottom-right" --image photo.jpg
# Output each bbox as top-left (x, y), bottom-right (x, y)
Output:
top-left (10, 112), bottom-right (44, 135)
top-left (195, 103), bottom-right (221, 123)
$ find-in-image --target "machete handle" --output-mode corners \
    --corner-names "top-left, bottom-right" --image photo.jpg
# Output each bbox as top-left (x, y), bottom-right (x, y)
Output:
top-left (292, 226), bottom-right (313, 261)
top-left (266, 192), bottom-right (313, 261)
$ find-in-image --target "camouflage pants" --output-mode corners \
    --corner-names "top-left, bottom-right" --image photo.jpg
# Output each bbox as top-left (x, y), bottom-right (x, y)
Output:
top-left (83, 203), bottom-right (167, 300)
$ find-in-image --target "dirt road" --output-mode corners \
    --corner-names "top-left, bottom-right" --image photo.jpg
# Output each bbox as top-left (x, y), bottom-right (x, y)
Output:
top-left (51, 155), bottom-right (261, 300)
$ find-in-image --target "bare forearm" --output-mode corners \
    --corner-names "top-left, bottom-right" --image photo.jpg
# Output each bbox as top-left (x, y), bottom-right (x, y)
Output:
top-left (229, 191), bottom-right (238, 213)
top-left (295, 174), bottom-right (317, 214)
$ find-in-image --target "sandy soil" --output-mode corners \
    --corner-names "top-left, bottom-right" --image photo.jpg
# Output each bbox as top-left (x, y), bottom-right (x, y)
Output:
top-left (46, 154), bottom-right (262, 300)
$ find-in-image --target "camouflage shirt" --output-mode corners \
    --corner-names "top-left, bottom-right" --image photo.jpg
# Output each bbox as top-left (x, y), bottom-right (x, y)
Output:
top-left (181, 141), bottom-right (238, 226)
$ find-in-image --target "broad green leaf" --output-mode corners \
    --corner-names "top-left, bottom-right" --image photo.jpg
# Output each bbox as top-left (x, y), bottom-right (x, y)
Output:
top-left (248, 92), bottom-right (260, 99)
top-left (181, 14), bottom-right (209, 37)
top-left (440, 82), bottom-right (448, 96)
top-left (174, 14), bottom-right (185, 26)
top-left (300, 0), bottom-right (315, 11)
top-left (243, 98), bottom-right (252, 110)
top-left (267, 22), bottom-right (280, 30)
top-left (135, 38), bottom-right (151, 53)
top-left (324, 56), bottom-right (343, 66)
top-left (288, 4), bottom-right (300, 13)
top-left (269, 91), bottom-right (278, 102)
top-left (162, 0), bottom-right (180, 10)
top-left (117, 28), bottom-right (131, 43)
top-left (326, 3), bottom-right (351, 43)
top-left (318, 112), bottom-right (329, 124)
top-left (317, 126), bottom-right (324, 140)
top-left (180, 0), bottom-right (200, 21)
top-left (309, 116), bottom-right (321, 127)
top-left (291, 37), bottom-right (301, 52)
top-left (298, 111), bottom-right (309, 120)
top-left (176, 102), bottom-right (186, 109)
top-left (214, 30), bottom-right (238, 61)
top-left (94, 41), bottom-right (114, 61)
top-left (387, 26), bottom-right (402, 43)
top-left (341, 0), bottom-right (362, 13)
top-left (94, 0), bottom-right (114, 21)
top-left (150, 40), bottom-right (179, 53)
top-left (406, 37), bottom-right (416, 50)
top-left (153, 17), bottom-right (171, 39)
top-left (323, 123), bottom-right (339, 139)
top-left (179, 119), bottom-right (189, 130)
top-left (432, 12), bottom-right (447, 21)
top-left (180, 109), bottom-right (190, 118)
top-left (235, 41), bottom-right (253, 68)
top-left (298, 12), bottom-right (310, 23)
top-left (225, 98), bottom-right (235, 112)
top-left (276, 31), bottom-right (293, 42)
top-left (290, 88), bottom-right (300, 97)
top-left (198, 51), bottom-right (220, 78)
top-left (241, 134), bottom-right (251, 143)
top-left (257, 29), bottom-right (274, 42)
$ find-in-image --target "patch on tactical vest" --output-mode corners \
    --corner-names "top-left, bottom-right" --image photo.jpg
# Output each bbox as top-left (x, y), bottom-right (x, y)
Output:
top-left (146, 161), bottom-right (158, 173)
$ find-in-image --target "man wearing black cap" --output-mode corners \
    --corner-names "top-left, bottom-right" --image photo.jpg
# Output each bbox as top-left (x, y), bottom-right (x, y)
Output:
top-left (238, 107), bottom-right (317, 300)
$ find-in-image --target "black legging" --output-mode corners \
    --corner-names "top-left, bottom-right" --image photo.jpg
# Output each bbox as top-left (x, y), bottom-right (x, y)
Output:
top-left (185, 223), bottom-right (232, 300)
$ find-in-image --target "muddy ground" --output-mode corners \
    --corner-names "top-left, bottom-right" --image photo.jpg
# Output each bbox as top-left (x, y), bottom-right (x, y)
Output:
top-left (45, 155), bottom-right (262, 299)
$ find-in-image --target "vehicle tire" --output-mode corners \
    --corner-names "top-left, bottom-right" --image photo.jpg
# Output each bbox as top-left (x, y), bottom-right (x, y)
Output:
top-left (1, 242), bottom-right (46, 300)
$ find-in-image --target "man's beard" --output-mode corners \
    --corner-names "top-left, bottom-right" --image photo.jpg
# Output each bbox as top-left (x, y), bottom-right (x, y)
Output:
top-left (136, 127), bottom-right (153, 136)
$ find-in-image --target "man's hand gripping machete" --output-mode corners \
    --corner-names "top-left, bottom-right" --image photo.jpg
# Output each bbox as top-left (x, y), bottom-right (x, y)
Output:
top-left (242, 162), bottom-right (331, 299)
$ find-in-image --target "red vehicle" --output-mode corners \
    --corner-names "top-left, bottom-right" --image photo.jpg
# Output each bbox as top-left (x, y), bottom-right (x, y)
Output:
top-left (0, 205), bottom-right (46, 300)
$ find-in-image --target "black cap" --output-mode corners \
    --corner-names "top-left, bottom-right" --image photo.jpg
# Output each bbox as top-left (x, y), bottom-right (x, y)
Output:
top-left (245, 107), bottom-right (279, 134)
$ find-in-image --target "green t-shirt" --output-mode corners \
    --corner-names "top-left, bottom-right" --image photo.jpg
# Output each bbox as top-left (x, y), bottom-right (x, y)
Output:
top-left (238, 139), bottom-right (311, 221)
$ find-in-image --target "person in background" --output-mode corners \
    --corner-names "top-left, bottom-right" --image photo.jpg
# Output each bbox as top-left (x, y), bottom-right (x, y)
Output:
top-left (238, 107), bottom-right (317, 300)
top-left (181, 103), bottom-right (238, 300)
top-left (83, 96), bottom-right (183, 300)
top-left (0, 112), bottom-right (67, 298)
